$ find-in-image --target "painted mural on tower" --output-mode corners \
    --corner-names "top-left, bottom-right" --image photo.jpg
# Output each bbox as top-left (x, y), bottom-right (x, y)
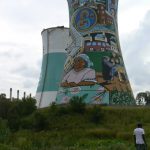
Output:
top-left (56, 0), bottom-right (134, 105)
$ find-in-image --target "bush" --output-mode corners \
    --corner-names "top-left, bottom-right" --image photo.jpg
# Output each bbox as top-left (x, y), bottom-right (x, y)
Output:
top-left (88, 106), bottom-right (102, 124)
top-left (7, 105), bottom-right (21, 131)
top-left (48, 103), bottom-right (68, 116)
top-left (20, 117), bottom-right (34, 130)
top-left (20, 97), bottom-right (37, 116)
top-left (0, 143), bottom-right (10, 150)
top-left (116, 132), bottom-right (132, 141)
top-left (108, 142), bottom-right (129, 150)
top-left (88, 129), bottom-right (116, 139)
top-left (69, 95), bottom-right (86, 113)
top-left (0, 99), bottom-right (11, 119)
top-left (0, 119), bottom-right (10, 143)
top-left (33, 112), bottom-right (48, 131)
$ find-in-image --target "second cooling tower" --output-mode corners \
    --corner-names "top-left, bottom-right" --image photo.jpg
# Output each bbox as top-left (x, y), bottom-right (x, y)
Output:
top-left (36, 27), bottom-right (72, 108)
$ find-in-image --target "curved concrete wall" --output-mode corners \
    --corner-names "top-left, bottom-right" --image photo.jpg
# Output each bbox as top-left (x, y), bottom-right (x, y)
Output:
top-left (56, 0), bottom-right (135, 105)
top-left (36, 27), bottom-right (72, 108)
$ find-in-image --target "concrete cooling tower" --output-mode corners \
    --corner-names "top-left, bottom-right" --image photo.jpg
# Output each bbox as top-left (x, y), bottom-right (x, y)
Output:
top-left (36, 0), bottom-right (135, 107)
top-left (36, 27), bottom-right (72, 108)
top-left (55, 0), bottom-right (135, 105)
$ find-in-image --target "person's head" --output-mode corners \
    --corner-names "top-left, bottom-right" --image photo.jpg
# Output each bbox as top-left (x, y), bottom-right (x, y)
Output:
top-left (80, 10), bottom-right (89, 19)
top-left (137, 123), bottom-right (142, 128)
top-left (73, 54), bottom-right (93, 72)
top-left (73, 57), bottom-right (86, 72)
top-left (111, 0), bottom-right (116, 4)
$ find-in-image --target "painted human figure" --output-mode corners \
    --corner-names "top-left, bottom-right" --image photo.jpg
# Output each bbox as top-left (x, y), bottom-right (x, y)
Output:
top-left (102, 56), bottom-right (113, 81)
top-left (102, 55), bottom-right (127, 82)
top-left (78, 10), bottom-right (91, 29)
top-left (56, 0), bottom-right (134, 105)
top-left (61, 54), bottom-right (97, 87)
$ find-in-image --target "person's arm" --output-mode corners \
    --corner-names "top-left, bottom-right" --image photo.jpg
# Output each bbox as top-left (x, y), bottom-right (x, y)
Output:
top-left (133, 135), bottom-right (136, 146)
top-left (142, 134), bottom-right (147, 146)
top-left (142, 129), bottom-right (147, 147)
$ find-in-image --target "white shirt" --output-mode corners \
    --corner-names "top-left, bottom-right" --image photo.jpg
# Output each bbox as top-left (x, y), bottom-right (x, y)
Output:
top-left (133, 128), bottom-right (145, 144)
top-left (62, 68), bottom-right (96, 84)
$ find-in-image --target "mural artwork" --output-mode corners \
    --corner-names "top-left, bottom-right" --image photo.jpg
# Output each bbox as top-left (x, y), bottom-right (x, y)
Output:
top-left (56, 0), bottom-right (135, 105)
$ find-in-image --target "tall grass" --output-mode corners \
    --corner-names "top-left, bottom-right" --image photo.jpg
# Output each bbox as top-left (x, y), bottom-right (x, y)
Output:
top-left (0, 106), bottom-right (150, 149)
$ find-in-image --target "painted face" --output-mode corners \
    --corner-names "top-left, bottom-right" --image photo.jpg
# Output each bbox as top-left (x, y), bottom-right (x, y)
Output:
top-left (111, 0), bottom-right (116, 4)
top-left (73, 57), bottom-right (86, 72)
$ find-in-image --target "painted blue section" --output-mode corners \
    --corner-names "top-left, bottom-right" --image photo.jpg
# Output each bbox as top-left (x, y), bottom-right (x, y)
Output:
top-left (74, 8), bottom-right (97, 31)
top-left (56, 84), bottom-right (109, 104)
top-left (37, 52), bottom-right (66, 92)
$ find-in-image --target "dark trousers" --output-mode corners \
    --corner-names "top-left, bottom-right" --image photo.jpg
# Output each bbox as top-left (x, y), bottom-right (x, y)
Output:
top-left (136, 144), bottom-right (146, 150)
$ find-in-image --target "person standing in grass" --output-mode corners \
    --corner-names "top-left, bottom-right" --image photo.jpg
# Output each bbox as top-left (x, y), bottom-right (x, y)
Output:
top-left (133, 123), bottom-right (147, 150)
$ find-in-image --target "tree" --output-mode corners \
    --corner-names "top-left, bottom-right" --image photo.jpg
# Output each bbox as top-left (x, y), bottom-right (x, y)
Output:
top-left (20, 97), bottom-right (37, 116)
top-left (0, 93), bottom-right (6, 100)
top-left (0, 94), bottom-right (11, 119)
top-left (69, 94), bottom-right (87, 113)
top-left (33, 111), bottom-right (48, 131)
top-left (136, 91), bottom-right (150, 105)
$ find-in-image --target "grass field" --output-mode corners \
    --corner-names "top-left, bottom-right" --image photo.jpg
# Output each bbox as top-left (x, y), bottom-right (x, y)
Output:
top-left (0, 105), bottom-right (150, 150)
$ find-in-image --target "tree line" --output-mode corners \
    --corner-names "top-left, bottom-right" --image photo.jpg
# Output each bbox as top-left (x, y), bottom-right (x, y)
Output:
top-left (0, 93), bottom-right (37, 130)
top-left (136, 91), bottom-right (150, 105)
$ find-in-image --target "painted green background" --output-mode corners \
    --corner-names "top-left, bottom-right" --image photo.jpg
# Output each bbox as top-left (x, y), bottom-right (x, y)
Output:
top-left (37, 52), bottom-right (66, 92)
top-left (86, 51), bottom-right (112, 72)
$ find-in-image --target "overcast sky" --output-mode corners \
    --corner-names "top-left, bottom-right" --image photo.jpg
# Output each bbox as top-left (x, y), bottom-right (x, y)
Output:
top-left (0, 0), bottom-right (150, 98)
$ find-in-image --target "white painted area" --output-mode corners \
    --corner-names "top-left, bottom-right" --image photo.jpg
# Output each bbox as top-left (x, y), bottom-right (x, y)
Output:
top-left (36, 91), bottom-right (57, 108)
top-left (36, 27), bottom-right (73, 108)
top-left (42, 27), bottom-right (72, 55)
top-left (42, 29), bottom-right (48, 55)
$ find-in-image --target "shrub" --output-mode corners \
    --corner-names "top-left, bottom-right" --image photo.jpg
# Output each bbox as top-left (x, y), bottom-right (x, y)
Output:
top-left (33, 112), bottom-right (48, 131)
top-left (48, 103), bottom-right (65, 116)
top-left (116, 132), bottom-right (132, 141)
top-left (7, 106), bottom-right (21, 131)
top-left (108, 142), bottom-right (129, 150)
top-left (88, 106), bottom-right (102, 124)
top-left (0, 99), bottom-right (11, 119)
top-left (0, 143), bottom-right (10, 150)
top-left (20, 97), bottom-right (37, 116)
top-left (88, 129), bottom-right (116, 139)
top-left (69, 95), bottom-right (86, 113)
top-left (0, 119), bottom-right (10, 143)
top-left (55, 106), bottom-right (69, 116)
top-left (20, 117), bottom-right (34, 130)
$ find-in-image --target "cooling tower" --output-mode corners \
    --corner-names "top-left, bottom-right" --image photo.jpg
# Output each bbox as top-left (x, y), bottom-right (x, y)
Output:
top-left (56, 0), bottom-right (135, 105)
top-left (36, 27), bottom-right (72, 108)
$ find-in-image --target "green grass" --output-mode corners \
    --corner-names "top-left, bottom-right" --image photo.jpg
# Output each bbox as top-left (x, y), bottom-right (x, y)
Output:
top-left (0, 106), bottom-right (150, 149)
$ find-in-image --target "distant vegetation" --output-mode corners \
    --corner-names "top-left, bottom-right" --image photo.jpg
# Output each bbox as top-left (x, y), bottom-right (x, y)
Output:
top-left (136, 91), bottom-right (150, 105)
top-left (0, 93), bottom-right (150, 150)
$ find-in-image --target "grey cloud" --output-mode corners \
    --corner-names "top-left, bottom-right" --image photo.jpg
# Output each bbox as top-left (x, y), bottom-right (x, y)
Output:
top-left (11, 64), bottom-right (40, 79)
top-left (36, 58), bottom-right (42, 68)
top-left (0, 43), bottom-right (32, 59)
top-left (121, 10), bottom-right (150, 94)
top-left (0, 41), bottom-right (19, 47)
top-left (0, 0), bottom-right (68, 28)
top-left (23, 79), bottom-right (37, 89)
top-left (119, 0), bottom-right (150, 12)
top-left (0, 51), bottom-right (13, 58)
